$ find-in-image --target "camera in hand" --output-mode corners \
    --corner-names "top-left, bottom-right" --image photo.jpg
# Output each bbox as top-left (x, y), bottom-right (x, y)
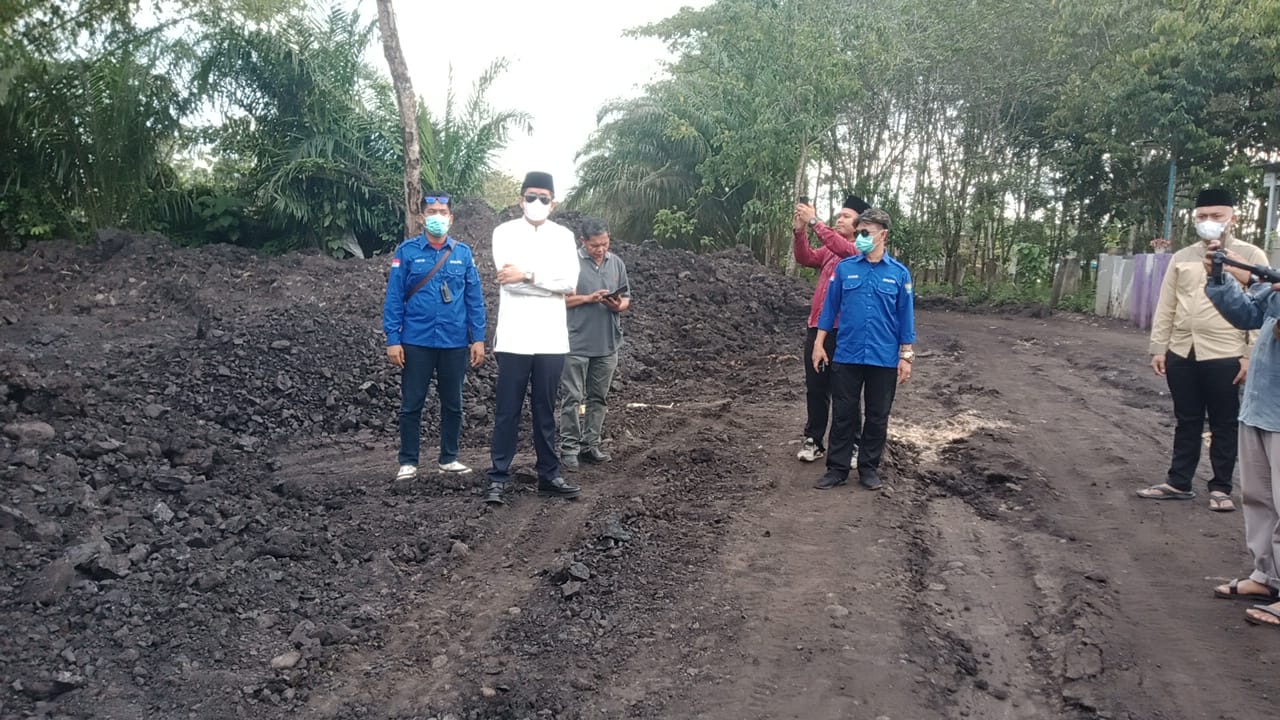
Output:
top-left (1212, 251), bottom-right (1280, 285)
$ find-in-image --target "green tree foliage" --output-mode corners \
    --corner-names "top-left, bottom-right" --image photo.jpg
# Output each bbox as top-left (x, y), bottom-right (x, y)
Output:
top-left (2, 45), bottom-right (183, 238)
top-left (1, 0), bottom-right (530, 252)
top-left (571, 0), bottom-right (860, 263)
top-left (572, 0), bottom-right (1280, 297)
top-left (571, 95), bottom-right (716, 248)
top-left (419, 59), bottom-right (533, 198)
top-left (195, 6), bottom-right (402, 252)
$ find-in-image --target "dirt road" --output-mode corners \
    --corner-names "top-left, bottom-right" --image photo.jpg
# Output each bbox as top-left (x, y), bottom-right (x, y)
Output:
top-left (288, 309), bottom-right (1274, 720)
top-left (4, 229), bottom-right (1275, 720)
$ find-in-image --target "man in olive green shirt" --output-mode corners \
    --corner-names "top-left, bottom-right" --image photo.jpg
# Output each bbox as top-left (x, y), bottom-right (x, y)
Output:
top-left (1139, 188), bottom-right (1270, 511)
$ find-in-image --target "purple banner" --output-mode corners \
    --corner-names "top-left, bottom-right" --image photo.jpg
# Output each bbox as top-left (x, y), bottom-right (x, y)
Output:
top-left (1132, 253), bottom-right (1172, 330)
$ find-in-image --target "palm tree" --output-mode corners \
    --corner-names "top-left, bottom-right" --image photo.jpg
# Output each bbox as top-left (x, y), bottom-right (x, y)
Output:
top-left (569, 90), bottom-right (752, 250)
top-left (418, 58), bottom-right (532, 198)
top-left (2, 36), bottom-right (182, 236)
top-left (195, 4), bottom-right (402, 251)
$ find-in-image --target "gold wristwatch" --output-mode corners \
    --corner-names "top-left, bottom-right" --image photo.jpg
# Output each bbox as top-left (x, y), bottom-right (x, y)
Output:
top-left (899, 350), bottom-right (915, 363)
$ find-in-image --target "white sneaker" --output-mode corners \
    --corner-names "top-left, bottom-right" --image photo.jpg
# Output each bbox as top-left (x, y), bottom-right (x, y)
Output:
top-left (395, 464), bottom-right (417, 481)
top-left (438, 461), bottom-right (473, 474)
top-left (796, 438), bottom-right (825, 462)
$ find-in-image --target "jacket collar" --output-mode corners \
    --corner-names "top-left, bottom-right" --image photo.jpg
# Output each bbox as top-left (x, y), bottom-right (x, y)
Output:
top-left (415, 234), bottom-right (455, 250)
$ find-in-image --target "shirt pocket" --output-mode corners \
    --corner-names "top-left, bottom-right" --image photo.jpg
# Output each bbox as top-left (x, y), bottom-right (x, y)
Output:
top-left (403, 263), bottom-right (429, 290)
top-left (1175, 261), bottom-right (1205, 296)
top-left (875, 279), bottom-right (899, 296)
top-left (842, 275), bottom-right (865, 292)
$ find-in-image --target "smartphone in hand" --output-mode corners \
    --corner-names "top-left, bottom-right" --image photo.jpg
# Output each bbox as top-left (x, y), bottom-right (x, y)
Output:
top-left (604, 284), bottom-right (629, 301)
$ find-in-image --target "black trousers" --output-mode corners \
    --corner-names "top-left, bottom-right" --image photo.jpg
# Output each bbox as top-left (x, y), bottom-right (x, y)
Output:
top-left (826, 362), bottom-right (899, 479)
top-left (488, 352), bottom-right (566, 484)
top-left (1165, 349), bottom-right (1240, 493)
top-left (802, 327), bottom-right (839, 449)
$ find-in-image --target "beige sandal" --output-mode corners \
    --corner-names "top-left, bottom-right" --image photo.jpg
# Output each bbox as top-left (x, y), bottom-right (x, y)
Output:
top-left (1246, 603), bottom-right (1280, 627)
top-left (1136, 483), bottom-right (1195, 500)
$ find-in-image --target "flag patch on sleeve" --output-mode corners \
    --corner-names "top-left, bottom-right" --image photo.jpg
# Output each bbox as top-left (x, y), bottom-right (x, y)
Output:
top-left (391, 258), bottom-right (401, 268)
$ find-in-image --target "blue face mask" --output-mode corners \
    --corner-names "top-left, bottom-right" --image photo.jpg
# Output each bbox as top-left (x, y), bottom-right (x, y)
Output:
top-left (425, 215), bottom-right (450, 238)
top-left (855, 230), bottom-right (875, 254)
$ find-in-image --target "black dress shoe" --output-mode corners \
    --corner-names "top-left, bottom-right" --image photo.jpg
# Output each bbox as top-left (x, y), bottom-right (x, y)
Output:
top-left (858, 470), bottom-right (883, 491)
top-left (580, 447), bottom-right (612, 464)
top-left (537, 477), bottom-right (581, 498)
top-left (483, 482), bottom-right (507, 505)
top-left (814, 472), bottom-right (847, 490)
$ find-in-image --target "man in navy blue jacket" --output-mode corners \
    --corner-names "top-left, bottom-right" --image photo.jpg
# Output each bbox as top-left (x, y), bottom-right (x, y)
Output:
top-left (382, 192), bottom-right (487, 481)
top-left (811, 208), bottom-right (916, 491)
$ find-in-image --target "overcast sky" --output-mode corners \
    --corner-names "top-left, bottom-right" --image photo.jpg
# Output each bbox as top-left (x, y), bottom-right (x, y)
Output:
top-left (360, 0), bottom-right (710, 197)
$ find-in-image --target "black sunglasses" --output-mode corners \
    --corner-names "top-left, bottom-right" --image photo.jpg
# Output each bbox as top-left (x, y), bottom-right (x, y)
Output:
top-left (423, 194), bottom-right (450, 204)
top-left (523, 193), bottom-right (553, 205)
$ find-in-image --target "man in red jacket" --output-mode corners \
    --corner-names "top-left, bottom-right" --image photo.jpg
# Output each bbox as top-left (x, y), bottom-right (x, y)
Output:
top-left (793, 195), bottom-right (869, 462)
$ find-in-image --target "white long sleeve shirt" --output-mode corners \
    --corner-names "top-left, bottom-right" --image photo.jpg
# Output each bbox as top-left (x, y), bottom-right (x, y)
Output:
top-left (491, 217), bottom-right (580, 354)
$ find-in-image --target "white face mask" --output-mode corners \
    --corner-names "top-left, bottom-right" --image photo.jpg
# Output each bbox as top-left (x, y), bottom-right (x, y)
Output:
top-left (1195, 220), bottom-right (1227, 242)
top-left (523, 199), bottom-right (552, 223)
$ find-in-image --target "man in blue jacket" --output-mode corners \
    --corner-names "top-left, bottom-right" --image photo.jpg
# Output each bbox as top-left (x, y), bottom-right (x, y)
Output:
top-left (1204, 250), bottom-right (1280, 621)
top-left (811, 208), bottom-right (916, 491)
top-left (382, 191), bottom-right (487, 481)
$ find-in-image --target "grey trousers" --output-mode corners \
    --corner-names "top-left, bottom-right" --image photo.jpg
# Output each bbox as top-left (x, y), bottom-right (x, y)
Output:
top-left (559, 353), bottom-right (618, 455)
top-left (1240, 423), bottom-right (1280, 589)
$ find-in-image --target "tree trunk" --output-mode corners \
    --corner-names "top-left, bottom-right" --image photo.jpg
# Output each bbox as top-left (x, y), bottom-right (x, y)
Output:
top-left (375, 0), bottom-right (423, 239)
top-left (786, 137), bottom-right (809, 275)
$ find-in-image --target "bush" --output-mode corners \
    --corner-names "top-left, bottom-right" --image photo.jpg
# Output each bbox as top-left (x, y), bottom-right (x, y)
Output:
top-left (0, 187), bottom-right (80, 249)
top-left (1056, 281), bottom-right (1097, 314)
top-left (915, 279), bottom-right (1098, 316)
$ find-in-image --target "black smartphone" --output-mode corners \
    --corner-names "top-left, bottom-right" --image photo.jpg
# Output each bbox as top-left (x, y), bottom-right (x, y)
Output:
top-left (604, 284), bottom-right (629, 300)
top-left (798, 195), bottom-right (810, 204)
